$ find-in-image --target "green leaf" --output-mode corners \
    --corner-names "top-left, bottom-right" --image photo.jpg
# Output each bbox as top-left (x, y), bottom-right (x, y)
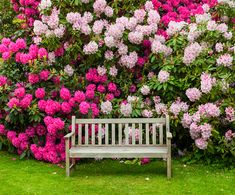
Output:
top-left (150, 56), bottom-right (156, 63)
top-left (231, 150), bottom-right (235, 157)
top-left (20, 150), bottom-right (27, 160)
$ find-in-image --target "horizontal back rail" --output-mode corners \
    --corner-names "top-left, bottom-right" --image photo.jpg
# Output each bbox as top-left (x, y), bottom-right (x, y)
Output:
top-left (76, 118), bottom-right (166, 124)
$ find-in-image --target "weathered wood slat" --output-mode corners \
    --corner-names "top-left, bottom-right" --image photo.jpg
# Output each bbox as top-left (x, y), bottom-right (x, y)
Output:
top-left (132, 123), bottom-right (135, 145)
top-left (139, 123), bottom-right (142, 145)
top-left (69, 146), bottom-right (168, 158)
top-left (98, 124), bottom-right (102, 145)
top-left (152, 123), bottom-right (156, 145)
top-left (159, 124), bottom-right (163, 145)
top-left (72, 116), bottom-right (75, 146)
top-left (125, 123), bottom-right (129, 145)
top-left (76, 118), bottom-right (165, 124)
top-left (118, 124), bottom-right (122, 145)
top-left (105, 123), bottom-right (109, 145)
top-left (92, 124), bottom-right (95, 145)
top-left (78, 124), bottom-right (82, 145)
top-left (112, 123), bottom-right (115, 145)
top-left (166, 115), bottom-right (170, 132)
top-left (146, 123), bottom-right (149, 145)
top-left (85, 124), bottom-right (89, 145)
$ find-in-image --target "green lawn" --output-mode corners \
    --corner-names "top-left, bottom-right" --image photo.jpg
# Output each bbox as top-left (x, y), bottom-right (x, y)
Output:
top-left (0, 151), bottom-right (234, 195)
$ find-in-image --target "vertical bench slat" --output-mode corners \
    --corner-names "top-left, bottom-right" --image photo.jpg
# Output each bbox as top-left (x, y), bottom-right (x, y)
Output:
top-left (92, 124), bottom-right (95, 145)
top-left (85, 124), bottom-right (89, 145)
top-left (78, 124), bottom-right (82, 145)
top-left (146, 123), bottom-right (149, 145)
top-left (125, 123), bottom-right (129, 145)
top-left (159, 124), bottom-right (163, 145)
top-left (105, 123), bottom-right (109, 145)
top-left (72, 116), bottom-right (75, 146)
top-left (118, 124), bottom-right (122, 145)
top-left (139, 123), bottom-right (142, 145)
top-left (112, 123), bottom-right (115, 145)
top-left (152, 123), bottom-right (156, 145)
top-left (166, 115), bottom-right (170, 132)
top-left (98, 124), bottom-right (102, 145)
top-left (132, 123), bottom-right (135, 145)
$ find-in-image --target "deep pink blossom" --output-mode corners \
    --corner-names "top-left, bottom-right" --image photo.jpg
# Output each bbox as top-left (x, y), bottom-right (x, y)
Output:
top-left (38, 48), bottom-right (48, 58)
top-left (7, 98), bottom-right (20, 108)
top-left (74, 91), bottom-right (86, 103)
top-left (28, 73), bottom-right (39, 84)
top-left (79, 101), bottom-right (90, 115)
top-left (35, 88), bottom-right (46, 99)
top-left (60, 88), bottom-right (71, 101)
top-left (39, 70), bottom-right (50, 81)
top-left (61, 102), bottom-right (72, 114)
top-left (14, 87), bottom-right (25, 98)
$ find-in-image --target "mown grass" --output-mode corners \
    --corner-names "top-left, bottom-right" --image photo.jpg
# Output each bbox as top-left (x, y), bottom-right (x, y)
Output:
top-left (0, 151), bottom-right (234, 195)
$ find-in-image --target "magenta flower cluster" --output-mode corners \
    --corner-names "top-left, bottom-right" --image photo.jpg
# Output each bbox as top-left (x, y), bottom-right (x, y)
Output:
top-left (0, 38), bottom-right (48, 64)
top-left (11, 0), bottom-right (41, 27)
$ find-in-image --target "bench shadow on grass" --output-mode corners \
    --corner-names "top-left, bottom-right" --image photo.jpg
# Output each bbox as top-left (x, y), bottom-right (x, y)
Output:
top-left (71, 159), bottom-right (167, 177)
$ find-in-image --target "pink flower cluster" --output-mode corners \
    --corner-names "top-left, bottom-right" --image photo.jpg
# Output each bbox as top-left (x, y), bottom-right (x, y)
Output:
top-left (86, 68), bottom-right (107, 83)
top-left (198, 103), bottom-right (220, 118)
top-left (120, 103), bottom-right (132, 117)
top-left (170, 98), bottom-right (189, 116)
top-left (0, 124), bottom-right (7, 135)
top-left (8, 87), bottom-right (32, 109)
top-left (216, 54), bottom-right (233, 67)
top-left (140, 85), bottom-right (150, 96)
top-left (101, 101), bottom-right (112, 114)
top-left (225, 130), bottom-right (235, 141)
top-left (225, 107), bottom-right (235, 122)
top-left (0, 76), bottom-right (8, 86)
top-left (119, 52), bottom-right (139, 69)
top-left (158, 70), bottom-right (170, 83)
top-left (30, 134), bottom-right (65, 164)
top-left (142, 109), bottom-right (153, 118)
top-left (44, 116), bottom-right (65, 135)
top-left (93, 0), bottom-right (113, 17)
top-left (189, 122), bottom-right (212, 149)
top-left (34, 8), bottom-right (65, 38)
top-left (7, 131), bottom-right (29, 155)
top-left (155, 103), bottom-right (168, 115)
top-left (11, 0), bottom-right (41, 27)
top-left (28, 70), bottom-right (50, 85)
top-left (0, 38), bottom-right (48, 64)
top-left (186, 88), bottom-right (202, 102)
top-left (152, 0), bottom-right (217, 26)
top-left (151, 40), bottom-right (172, 56)
top-left (83, 41), bottom-right (98, 55)
top-left (183, 42), bottom-right (202, 65)
top-left (200, 72), bottom-right (216, 94)
top-left (39, 99), bottom-right (61, 115)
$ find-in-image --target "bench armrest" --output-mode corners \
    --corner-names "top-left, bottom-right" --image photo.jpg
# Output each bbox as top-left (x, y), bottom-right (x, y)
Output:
top-left (167, 132), bottom-right (172, 139)
top-left (64, 132), bottom-right (75, 139)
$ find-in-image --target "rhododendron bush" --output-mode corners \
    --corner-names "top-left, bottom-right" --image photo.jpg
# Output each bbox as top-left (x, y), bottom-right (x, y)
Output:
top-left (0, 0), bottom-right (234, 165)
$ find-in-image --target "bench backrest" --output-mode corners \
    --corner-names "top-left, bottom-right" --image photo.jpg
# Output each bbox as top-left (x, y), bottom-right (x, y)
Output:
top-left (71, 115), bottom-right (170, 146)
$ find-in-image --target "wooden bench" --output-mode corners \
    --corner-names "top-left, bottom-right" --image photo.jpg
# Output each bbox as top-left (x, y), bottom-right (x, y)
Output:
top-left (64, 115), bottom-right (172, 178)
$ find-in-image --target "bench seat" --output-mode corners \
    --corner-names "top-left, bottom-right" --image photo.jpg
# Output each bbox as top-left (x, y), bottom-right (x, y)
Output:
top-left (69, 146), bottom-right (168, 158)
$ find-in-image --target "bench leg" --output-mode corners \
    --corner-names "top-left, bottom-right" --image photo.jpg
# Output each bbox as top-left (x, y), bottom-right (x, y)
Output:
top-left (66, 155), bottom-right (70, 177)
top-left (65, 139), bottom-right (70, 177)
top-left (167, 156), bottom-right (171, 179)
top-left (72, 158), bottom-right (76, 167)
